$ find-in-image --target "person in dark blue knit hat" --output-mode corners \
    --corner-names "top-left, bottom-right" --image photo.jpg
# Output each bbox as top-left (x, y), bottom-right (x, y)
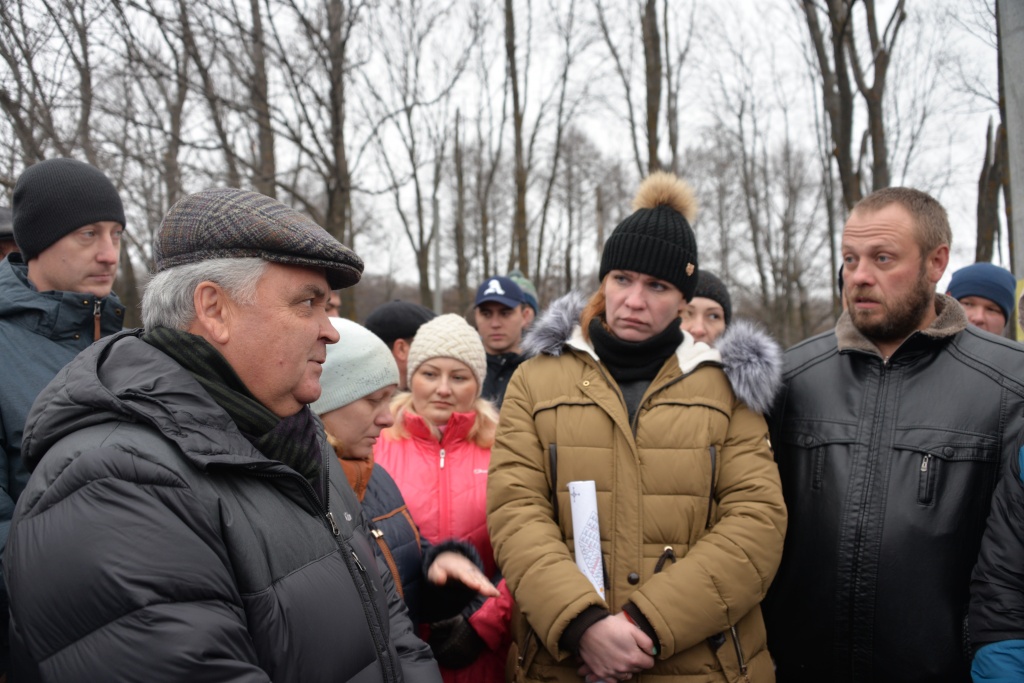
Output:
top-left (945, 261), bottom-right (1016, 335)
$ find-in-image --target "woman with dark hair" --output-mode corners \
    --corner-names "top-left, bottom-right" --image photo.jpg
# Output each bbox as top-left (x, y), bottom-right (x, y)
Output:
top-left (487, 172), bottom-right (786, 683)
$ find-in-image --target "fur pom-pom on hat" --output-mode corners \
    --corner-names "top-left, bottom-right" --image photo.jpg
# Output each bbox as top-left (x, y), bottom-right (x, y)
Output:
top-left (600, 172), bottom-right (700, 302)
top-left (406, 314), bottom-right (487, 395)
top-left (632, 171), bottom-right (699, 223)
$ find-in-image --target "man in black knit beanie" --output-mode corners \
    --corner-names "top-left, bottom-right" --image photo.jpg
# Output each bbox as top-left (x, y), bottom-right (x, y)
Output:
top-left (0, 157), bottom-right (128, 676)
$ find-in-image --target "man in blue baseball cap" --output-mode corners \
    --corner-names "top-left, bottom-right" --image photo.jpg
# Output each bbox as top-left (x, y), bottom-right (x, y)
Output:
top-left (473, 275), bottom-right (528, 408)
top-left (946, 261), bottom-right (1016, 335)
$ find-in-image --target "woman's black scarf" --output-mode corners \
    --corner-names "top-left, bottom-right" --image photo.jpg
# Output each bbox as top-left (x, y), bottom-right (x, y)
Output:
top-left (587, 316), bottom-right (682, 383)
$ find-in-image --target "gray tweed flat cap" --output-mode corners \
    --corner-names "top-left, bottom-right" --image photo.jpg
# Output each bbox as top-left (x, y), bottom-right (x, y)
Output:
top-left (155, 188), bottom-right (363, 289)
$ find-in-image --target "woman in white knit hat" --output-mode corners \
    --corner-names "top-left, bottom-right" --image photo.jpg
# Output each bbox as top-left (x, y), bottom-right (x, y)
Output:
top-left (312, 318), bottom-right (498, 631)
top-left (374, 314), bottom-right (512, 683)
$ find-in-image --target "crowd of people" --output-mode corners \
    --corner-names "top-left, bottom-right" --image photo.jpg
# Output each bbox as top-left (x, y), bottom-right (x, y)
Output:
top-left (0, 158), bottom-right (1023, 683)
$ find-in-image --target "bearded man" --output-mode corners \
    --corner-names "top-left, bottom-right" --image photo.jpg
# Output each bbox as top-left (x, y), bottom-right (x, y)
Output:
top-left (763, 187), bottom-right (1024, 683)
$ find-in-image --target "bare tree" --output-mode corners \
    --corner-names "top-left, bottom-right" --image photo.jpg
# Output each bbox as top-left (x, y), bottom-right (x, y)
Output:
top-left (362, 0), bottom-right (477, 306)
top-left (262, 0), bottom-right (371, 317)
top-left (593, 0), bottom-right (695, 177)
top-left (504, 0), bottom-right (529, 275)
top-left (797, 0), bottom-right (909, 210)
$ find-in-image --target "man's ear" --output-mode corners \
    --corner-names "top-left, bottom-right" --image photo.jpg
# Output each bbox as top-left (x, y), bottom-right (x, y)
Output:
top-left (188, 281), bottom-right (233, 344)
top-left (926, 244), bottom-right (950, 285)
top-left (393, 338), bottom-right (411, 362)
top-left (521, 305), bottom-right (535, 326)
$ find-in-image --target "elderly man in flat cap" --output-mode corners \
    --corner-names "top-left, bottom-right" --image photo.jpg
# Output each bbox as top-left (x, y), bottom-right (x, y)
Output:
top-left (4, 188), bottom-right (443, 682)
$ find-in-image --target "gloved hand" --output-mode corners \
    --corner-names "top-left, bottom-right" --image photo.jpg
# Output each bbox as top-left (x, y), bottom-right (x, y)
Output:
top-left (428, 614), bottom-right (487, 669)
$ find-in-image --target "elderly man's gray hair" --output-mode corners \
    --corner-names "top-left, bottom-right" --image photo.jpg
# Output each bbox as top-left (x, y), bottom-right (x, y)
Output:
top-left (142, 257), bottom-right (268, 331)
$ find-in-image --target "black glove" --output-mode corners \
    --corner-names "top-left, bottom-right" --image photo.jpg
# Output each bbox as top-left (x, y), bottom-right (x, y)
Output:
top-left (428, 614), bottom-right (487, 669)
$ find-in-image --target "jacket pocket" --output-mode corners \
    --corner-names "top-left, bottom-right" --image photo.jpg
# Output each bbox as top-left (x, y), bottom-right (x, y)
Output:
top-left (893, 435), bottom-right (1000, 507)
top-left (780, 421), bottom-right (858, 492)
top-left (708, 624), bottom-right (751, 683)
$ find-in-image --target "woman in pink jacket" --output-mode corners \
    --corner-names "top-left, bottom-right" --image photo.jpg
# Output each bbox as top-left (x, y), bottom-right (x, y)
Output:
top-left (375, 313), bottom-right (512, 683)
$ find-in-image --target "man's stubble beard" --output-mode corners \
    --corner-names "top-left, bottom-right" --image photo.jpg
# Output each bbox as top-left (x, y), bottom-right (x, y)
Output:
top-left (848, 265), bottom-right (936, 347)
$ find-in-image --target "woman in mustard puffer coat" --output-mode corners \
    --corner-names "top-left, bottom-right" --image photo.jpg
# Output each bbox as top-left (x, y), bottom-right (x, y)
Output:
top-left (486, 172), bottom-right (787, 683)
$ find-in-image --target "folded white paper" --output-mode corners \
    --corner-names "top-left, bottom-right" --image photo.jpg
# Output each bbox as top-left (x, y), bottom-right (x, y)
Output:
top-left (568, 480), bottom-right (605, 599)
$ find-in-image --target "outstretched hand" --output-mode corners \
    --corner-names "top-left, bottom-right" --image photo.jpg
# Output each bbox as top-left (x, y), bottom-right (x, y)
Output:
top-left (427, 551), bottom-right (500, 598)
top-left (577, 612), bottom-right (655, 682)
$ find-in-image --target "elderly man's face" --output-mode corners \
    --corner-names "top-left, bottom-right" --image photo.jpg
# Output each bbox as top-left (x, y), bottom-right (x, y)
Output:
top-left (222, 262), bottom-right (340, 417)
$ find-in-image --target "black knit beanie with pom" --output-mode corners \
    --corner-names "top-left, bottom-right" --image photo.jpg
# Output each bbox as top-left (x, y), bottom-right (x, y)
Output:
top-left (12, 158), bottom-right (125, 260)
top-left (599, 171), bottom-right (699, 302)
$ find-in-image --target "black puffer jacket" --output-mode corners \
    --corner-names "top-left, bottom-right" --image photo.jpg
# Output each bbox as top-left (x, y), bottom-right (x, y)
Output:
top-left (765, 295), bottom-right (1024, 683)
top-left (5, 330), bottom-right (441, 683)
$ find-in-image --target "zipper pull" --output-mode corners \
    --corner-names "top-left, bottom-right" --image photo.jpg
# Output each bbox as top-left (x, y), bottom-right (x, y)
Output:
top-left (93, 299), bottom-right (102, 341)
top-left (326, 511), bottom-right (340, 536)
top-left (351, 550), bottom-right (366, 572)
top-left (351, 550), bottom-right (377, 592)
top-left (440, 448), bottom-right (446, 469)
top-left (920, 454), bottom-right (931, 473)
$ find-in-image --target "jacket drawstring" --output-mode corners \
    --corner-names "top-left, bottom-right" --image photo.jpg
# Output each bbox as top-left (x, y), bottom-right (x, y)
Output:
top-left (93, 299), bottom-right (102, 341)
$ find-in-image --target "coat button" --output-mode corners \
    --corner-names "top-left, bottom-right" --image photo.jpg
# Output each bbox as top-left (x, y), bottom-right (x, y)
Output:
top-left (627, 572), bottom-right (640, 585)
top-left (582, 380), bottom-right (590, 387)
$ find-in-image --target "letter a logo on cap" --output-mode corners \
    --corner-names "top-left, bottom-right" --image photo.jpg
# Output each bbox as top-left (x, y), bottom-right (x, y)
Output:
top-left (483, 279), bottom-right (505, 296)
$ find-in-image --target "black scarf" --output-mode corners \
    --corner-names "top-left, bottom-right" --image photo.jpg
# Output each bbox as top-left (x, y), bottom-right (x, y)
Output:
top-left (144, 326), bottom-right (324, 501)
top-left (588, 316), bottom-right (682, 383)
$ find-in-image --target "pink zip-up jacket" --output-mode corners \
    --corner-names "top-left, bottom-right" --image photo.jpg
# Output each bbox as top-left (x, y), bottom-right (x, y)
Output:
top-left (375, 409), bottom-right (512, 683)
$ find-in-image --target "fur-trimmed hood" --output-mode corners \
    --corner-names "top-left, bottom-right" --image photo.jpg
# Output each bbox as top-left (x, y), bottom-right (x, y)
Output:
top-left (522, 291), bottom-right (783, 414)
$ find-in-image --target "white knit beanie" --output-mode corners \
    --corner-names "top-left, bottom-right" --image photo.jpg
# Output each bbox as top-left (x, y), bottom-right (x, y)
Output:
top-left (311, 318), bottom-right (400, 416)
top-left (406, 313), bottom-right (487, 395)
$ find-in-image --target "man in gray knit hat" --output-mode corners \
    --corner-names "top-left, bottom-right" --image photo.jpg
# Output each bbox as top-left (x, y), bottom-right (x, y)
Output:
top-left (5, 187), bottom-right (442, 682)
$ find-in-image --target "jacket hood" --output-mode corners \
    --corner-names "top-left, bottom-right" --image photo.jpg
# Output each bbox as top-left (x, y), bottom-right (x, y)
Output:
top-left (21, 329), bottom-right (267, 472)
top-left (523, 291), bottom-right (782, 414)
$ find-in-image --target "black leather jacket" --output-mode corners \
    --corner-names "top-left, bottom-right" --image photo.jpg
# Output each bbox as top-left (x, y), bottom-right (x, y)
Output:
top-left (765, 295), bottom-right (1024, 683)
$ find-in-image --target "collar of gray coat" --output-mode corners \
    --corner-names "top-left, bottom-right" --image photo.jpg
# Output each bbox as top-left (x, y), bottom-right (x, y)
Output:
top-left (522, 291), bottom-right (783, 414)
top-left (835, 292), bottom-right (968, 357)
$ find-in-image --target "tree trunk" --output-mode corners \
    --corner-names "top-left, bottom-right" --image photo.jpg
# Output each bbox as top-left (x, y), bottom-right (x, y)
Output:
top-left (641, 0), bottom-right (661, 173)
top-left (454, 111), bottom-right (470, 312)
top-left (505, 0), bottom-right (529, 277)
top-left (250, 0), bottom-right (276, 198)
